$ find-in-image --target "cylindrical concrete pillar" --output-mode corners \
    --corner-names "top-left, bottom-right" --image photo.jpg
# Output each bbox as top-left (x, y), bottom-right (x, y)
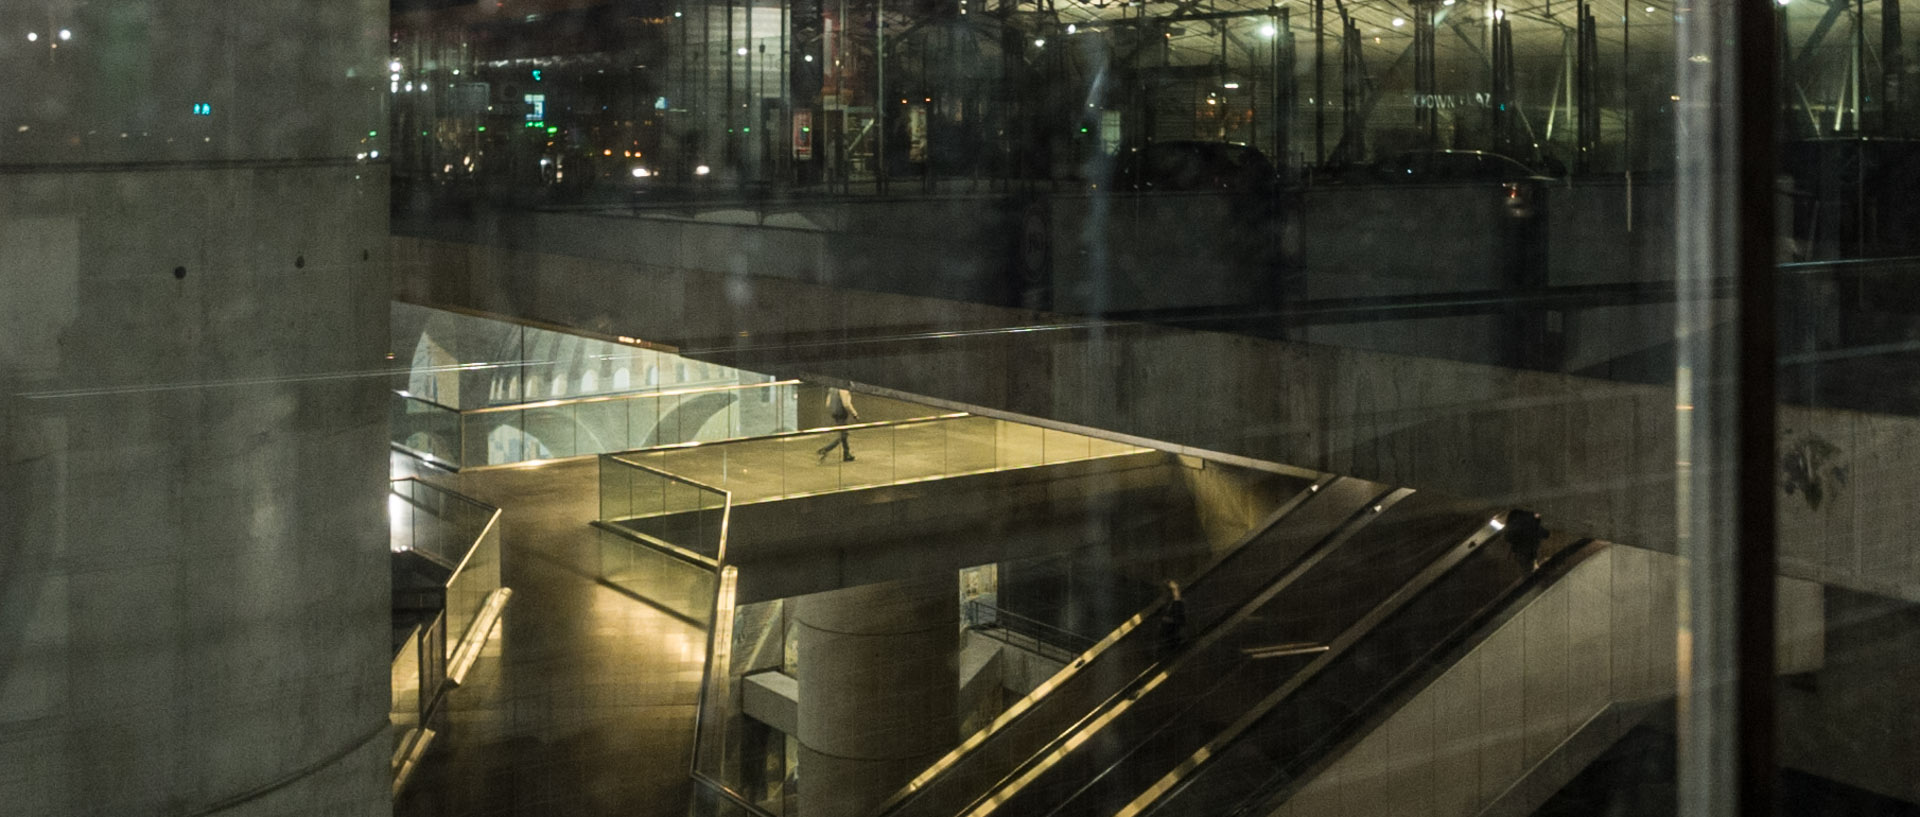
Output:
top-left (0, 2), bottom-right (391, 814)
top-left (793, 575), bottom-right (960, 817)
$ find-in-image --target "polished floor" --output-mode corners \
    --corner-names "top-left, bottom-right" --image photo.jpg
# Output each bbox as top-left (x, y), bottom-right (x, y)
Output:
top-left (395, 455), bottom-right (706, 817)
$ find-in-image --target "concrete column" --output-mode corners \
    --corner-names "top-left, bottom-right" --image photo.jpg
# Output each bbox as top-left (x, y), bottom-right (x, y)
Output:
top-left (0, 0), bottom-right (391, 815)
top-left (793, 575), bottom-right (960, 817)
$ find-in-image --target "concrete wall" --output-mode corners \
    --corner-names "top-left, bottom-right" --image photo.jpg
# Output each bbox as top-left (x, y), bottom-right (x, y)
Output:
top-left (395, 233), bottom-right (1920, 603)
top-left (0, 1), bottom-right (392, 813)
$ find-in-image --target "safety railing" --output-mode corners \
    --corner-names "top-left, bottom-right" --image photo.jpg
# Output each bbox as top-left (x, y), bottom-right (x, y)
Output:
top-left (391, 379), bottom-right (807, 470)
top-left (590, 408), bottom-right (1145, 817)
top-left (964, 600), bottom-right (1100, 665)
top-left (597, 456), bottom-right (732, 568)
top-left (605, 412), bottom-right (1145, 508)
top-left (387, 478), bottom-right (510, 794)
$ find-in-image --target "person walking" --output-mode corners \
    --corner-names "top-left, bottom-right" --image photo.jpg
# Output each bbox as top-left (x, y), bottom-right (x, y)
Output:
top-left (816, 387), bottom-right (860, 462)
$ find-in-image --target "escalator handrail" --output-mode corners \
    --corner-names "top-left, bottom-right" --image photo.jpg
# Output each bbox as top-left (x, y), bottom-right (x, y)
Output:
top-left (951, 486), bottom-right (1417, 817)
top-left (1116, 512), bottom-right (1518, 817)
top-left (1143, 534), bottom-right (1613, 817)
top-left (1227, 535), bottom-right (1614, 817)
top-left (867, 474), bottom-right (1351, 817)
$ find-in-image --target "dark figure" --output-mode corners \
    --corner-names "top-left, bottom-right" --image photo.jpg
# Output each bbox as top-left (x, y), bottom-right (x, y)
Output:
top-left (1158, 580), bottom-right (1187, 657)
top-left (1506, 510), bottom-right (1548, 570)
top-left (815, 388), bottom-right (859, 462)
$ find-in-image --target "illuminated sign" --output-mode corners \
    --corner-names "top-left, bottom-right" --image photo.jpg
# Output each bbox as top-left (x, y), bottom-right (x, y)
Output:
top-left (191, 103), bottom-right (212, 116)
top-left (524, 93), bottom-right (546, 121)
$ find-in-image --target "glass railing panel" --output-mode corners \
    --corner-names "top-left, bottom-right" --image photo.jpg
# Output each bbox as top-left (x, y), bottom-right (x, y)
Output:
top-left (627, 393), bottom-right (664, 449)
top-left (599, 454), bottom-right (730, 563)
top-left (945, 415), bottom-right (1002, 473)
top-left (391, 624), bottom-right (424, 729)
top-left (391, 393), bottom-right (461, 465)
top-left (521, 404), bottom-right (578, 460)
top-left (690, 567), bottom-right (750, 812)
top-left (596, 526), bottom-right (721, 624)
top-left (573, 398), bottom-right (634, 455)
top-left (598, 452), bottom-right (643, 521)
top-left (1040, 427), bottom-right (1092, 464)
top-left (460, 409), bottom-right (521, 467)
top-left (774, 432), bottom-right (840, 497)
top-left (995, 419), bottom-right (1046, 470)
top-left (443, 512), bottom-right (502, 651)
top-left (693, 596), bottom-right (790, 813)
top-left (1087, 434), bottom-right (1139, 460)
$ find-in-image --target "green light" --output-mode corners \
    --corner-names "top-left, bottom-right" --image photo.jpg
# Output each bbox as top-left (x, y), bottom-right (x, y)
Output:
top-left (1080, 127), bottom-right (1089, 133)
top-left (742, 127), bottom-right (750, 133)
top-left (421, 130), bottom-right (429, 136)
top-left (546, 126), bottom-right (558, 134)
top-left (477, 126), bottom-right (487, 132)
top-left (802, 127), bottom-right (811, 132)
top-left (369, 130), bottom-right (378, 137)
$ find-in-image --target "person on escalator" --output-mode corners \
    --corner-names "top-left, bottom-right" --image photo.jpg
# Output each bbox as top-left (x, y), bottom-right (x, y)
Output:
top-left (1506, 510), bottom-right (1548, 570)
top-left (1158, 579), bottom-right (1187, 657)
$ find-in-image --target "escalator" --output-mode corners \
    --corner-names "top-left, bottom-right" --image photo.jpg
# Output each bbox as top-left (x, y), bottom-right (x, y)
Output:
top-left (871, 473), bottom-right (1403, 817)
top-left (874, 476), bottom-right (1590, 817)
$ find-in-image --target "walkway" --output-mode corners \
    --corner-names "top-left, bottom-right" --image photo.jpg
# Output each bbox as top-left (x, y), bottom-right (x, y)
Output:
top-left (391, 416), bottom-right (1141, 816)
top-left (394, 455), bottom-right (704, 817)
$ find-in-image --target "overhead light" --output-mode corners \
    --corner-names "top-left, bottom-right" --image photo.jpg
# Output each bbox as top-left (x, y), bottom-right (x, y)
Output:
top-left (390, 60), bottom-right (402, 71)
top-left (1392, 17), bottom-right (1405, 26)
top-left (1260, 23), bottom-right (1278, 37)
top-left (1034, 37), bottom-right (1046, 47)
top-left (737, 47), bottom-right (748, 55)
top-left (25, 32), bottom-right (37, 42)
top-left (1067, 24), bottom-right (1077, 33)
top-left (58, 29), bottom-right (71, 41)
top-left (1223, 82), bottom-right (1241, 89)
top-left (695, 164), bottom-right (711, 175)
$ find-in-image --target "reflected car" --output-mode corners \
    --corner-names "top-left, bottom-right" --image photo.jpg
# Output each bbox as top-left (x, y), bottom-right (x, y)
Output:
top-left (1372, 149), bottom-right (1560, 217)
top-left (1108, 140), bottom-right (1278, 194)
top-left (626, 160), bottom-right (724, 202)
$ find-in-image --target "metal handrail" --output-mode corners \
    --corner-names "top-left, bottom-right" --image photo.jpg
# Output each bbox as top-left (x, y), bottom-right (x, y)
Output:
top-left (1117, 514), bottom-right (1523, 817)
top-left (964, 600), bottom-right (1099, 658)
top-left (956, 487), bottom-right (1416, 817)
top-left (389, 477), bottom-right (503, 578)
top-left (603, 453), bottom-right (734, 498)
top-left (609, 410), bottom-right (973, 459)
top-left (394, 377), bottom-right (802, 416)
top-left (868, 474), bottom-right (1341, 817)
top-left (1207, 536), bottom-right (1612, 817)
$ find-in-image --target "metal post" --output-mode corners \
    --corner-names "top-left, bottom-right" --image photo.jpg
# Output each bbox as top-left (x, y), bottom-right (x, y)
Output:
top-left (1885, 0), bottom-right (1905, 132)
top-left (726, 0), bottom-right (737, 166)
top-left (1314, 0), bottom-right (1326, 164)
top-left (876, 0), bottom-right (887, 193)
